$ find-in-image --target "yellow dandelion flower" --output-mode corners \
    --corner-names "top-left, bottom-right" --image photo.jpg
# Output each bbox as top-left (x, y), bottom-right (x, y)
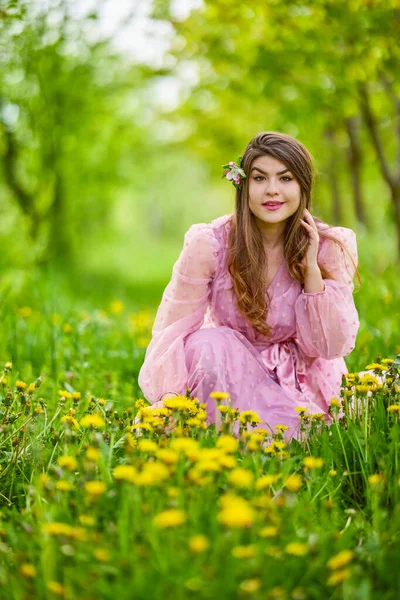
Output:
top-left (19, 563), bottom-right (36, 578)
top-left (153, 509), bottom-right (187, 529)
top-left (136, 462), bottom-right (170, 486)
top-left (210, 391), bottom-right (231, 400)
top-left (188, 535), bottom-right (209, 553)
top-left (80, 413), bottom-right (105, 428)
top-left (275, 424), bottom-right (289, 432)
top-left (216, 435), bottom-right (239, 453)
top-left (239, 410), bottom-right (262, 425)
top-left (258, 526), bottom-right (279, 538)
top-left (217, 494), bottom-right (256, 528)
top-left (329, 470), bottom-right (337, 477)
top-left (157, 448), bottom-right (180, 465)
top-left (365, 363), bottom-right (386, 371)
top-left (57, 455), bottom-right (78, 471)
top-left (113, 465), bottom-right (137, 483)
top-left (5, 362), bottom-right (12, 370)
top-left (326, 549), bottom-right (354, 570)
top-left (239, 579), bottom-right (261, 594)
top-left (16, 380), bottom-right (27, 391)
top-left (232, 545), bottom-right (257, 559)
top-left (368, 473), bottom-right (385, 486)
top-left (381, 358), bottom-right (394, 365)
top-left (285, 542), bottom-right (309, 556)
top-left (387, 405), bottom-right (400, 412)
top-left (109, 300), bottom-right (124, 314)
top-left (138, 439), bottom-right (158, 453)
top-left (284, 473), bottom-right (303, 492)
top-left (47, 581), bottom-right (65, 596)
top-left (94, 548), bottom-right (110, 561)
top-left (218, 454), bottom-right (237, 469)
top-left (227, 468), bottom-right (254, 489)
top-left (327, 569), bottom-right (351, 586)
top-left (303, 457), bottom-right (324, 469)
top-left (79, 515), bottom-right (95, 527)
top-left (86, 446), bottom-right (101, 462)
top-left (84, 480), bottom-right (106, 497)
top-left (330, 398), bottom-right (341, 408)
top-left (255, 474), bottom-right (281, 489)
top-left (294, 406), bottom-right (308, 414)
top-left (56, 480), bottom-right (73, 492)
top-left (61, 415), bottom-right (79, 428)
top-left (42, 522), bottom-right (87, 541)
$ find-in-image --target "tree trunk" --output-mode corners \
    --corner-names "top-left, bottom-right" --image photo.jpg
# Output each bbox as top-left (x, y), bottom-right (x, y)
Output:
top-left (324, 127), bottom-right (341, 225)
top-left (344, 115), bottom-right (368, 227)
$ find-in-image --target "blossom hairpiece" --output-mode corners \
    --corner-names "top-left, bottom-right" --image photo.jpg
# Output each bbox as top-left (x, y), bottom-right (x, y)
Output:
top-left (222, 156), bottom-right (247, 189)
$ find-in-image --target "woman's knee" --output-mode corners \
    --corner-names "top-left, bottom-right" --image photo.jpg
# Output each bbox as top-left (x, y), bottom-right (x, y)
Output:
top-left (185, 326), bottom-right (236, 357)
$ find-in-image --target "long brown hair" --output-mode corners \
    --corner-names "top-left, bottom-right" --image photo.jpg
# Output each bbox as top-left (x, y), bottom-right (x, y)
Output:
top-left (224, 131), bottom-right (361, 338)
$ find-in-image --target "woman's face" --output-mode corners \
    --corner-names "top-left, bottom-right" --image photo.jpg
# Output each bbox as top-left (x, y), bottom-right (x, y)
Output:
top-left (248, 154), bottom-right (302, 228)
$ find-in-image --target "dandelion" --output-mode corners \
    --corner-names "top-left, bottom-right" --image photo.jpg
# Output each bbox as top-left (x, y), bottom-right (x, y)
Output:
top-left (57, 455), bottom-right (78, 471)
top-left (326, 549), bottom-right (354, 570)
top-left (138, 439), bottom-right (158, 453)
top-left (329, 470), bottom-right (337, 477)
top-left (285, 542), bottom-right (309, 556)
top-left (258, 526), bottom-right (279, 538)
top-left (239, 411), bottom-right (262, 425)
top-left (330, 398), bottom-right (341, 408)
top-left (365, 363), bottom-right (387, 371)
top-left (84, 481), bottom-right (106, 497)
top-left (61, 415), bottom-right (79, 428)
top-left (188, 535), bottom-right (209, 553)
top-left (387, 405), bottom-right (400, 412)
top-left (110, 300), bottom-right (124, 314)
top-left (294, 406), bottom-right (308, 414)
top-left (216, 435), bottom-right (239, 453)
top-left (327, 569), bottom-right (351, 586)
top-left (16, 380), bottom-right (27, 391)
top-left (94, 548), bottom-right (110, 561)
top-left (368, 473), bottom-right (385, 486)
top-left (19, 563), bottom-right (36, 578)
top-left (217, 494), bottom-right (256, 528)
top-left (47, 581), bottom-right (65, 596)
top-left (42, 522), bottom-right (87, 541)
top-left (232, 545), bottom-right (257, 559)
top-left (153, 509), bottom-right (187, 529)
top-left (80, 414), bottom-right (105, 428)
top-left (275, 424), bottom-right (289, 432)
top-left (157, 448), bottom-right (180, 464)
top-left (255, 474), bottom-right (281, 489)
top-left (86, 446), bottom-right (101, 462)
top-left (56, 480), bottom-right (73, 492)
top-left (284, 473), bottom-right (303, 492)
top-left (4, 362), bottom-right (12, 370)
top-left (227, 468), bottom-right (254, 489)
top-left (113, 465), bottom-right (137, 483)
top-left (210, 391), bottom-right (230, 400)
top-left (239, 579), bottom-right (261, 594)
top-left (303, 457), bottom-right (324, 469)
top-left (79, 515), bottom-right (95, 527)
top-left (58, 390), bottom-right (72, 401)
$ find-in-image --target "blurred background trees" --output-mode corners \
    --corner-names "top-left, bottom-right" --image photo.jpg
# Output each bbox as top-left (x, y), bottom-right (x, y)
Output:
top-left (0, 0), bottom-right (399, 364)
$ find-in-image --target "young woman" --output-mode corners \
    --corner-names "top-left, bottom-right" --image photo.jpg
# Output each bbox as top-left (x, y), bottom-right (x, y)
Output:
top-left (138, 131), bottom-right (361, 440)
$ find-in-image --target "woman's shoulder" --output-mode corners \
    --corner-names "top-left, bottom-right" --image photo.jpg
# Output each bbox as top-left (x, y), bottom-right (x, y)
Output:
top-left (184, 213), bottom-right (233, 249)
top-left (316, 221), bottom-right (358, 264)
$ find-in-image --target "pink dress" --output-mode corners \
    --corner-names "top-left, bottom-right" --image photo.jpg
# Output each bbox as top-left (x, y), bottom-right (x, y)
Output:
top-left (138, 213), bottom-right (360, 441)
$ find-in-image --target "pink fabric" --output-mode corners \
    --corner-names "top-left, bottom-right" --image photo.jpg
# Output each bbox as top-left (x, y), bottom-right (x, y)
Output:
top-left (138, 213), bottom-right (360, 441)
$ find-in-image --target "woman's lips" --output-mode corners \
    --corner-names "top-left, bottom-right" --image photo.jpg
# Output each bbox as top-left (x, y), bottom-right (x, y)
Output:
top-left (262, 202), bottom-right (284, 211)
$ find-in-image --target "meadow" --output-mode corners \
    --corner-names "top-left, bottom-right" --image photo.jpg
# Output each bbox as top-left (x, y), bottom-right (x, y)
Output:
top-left (0, 261), bottom-right (399, 600)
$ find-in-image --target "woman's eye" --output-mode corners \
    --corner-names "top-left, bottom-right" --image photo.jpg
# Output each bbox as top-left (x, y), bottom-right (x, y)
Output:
top-left (254, 176), bottom-right (293, 182)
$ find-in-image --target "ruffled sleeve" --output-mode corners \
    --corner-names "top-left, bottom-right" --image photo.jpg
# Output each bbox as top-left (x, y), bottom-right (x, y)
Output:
top-left (294, 227), bottom-right (360, 360)
top-left (138, 223), bottom-right (220, 405)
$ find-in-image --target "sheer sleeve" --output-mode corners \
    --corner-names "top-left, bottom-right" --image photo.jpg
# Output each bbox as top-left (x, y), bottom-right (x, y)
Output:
top-left (138, 223), bottom-right (220, 405)
top-left (294, 227), bottom-right (360, 360)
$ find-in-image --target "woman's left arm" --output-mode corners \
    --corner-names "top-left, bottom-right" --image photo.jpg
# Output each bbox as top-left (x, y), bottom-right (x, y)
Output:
top-left (294, 228), bottom-right (360, 360)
